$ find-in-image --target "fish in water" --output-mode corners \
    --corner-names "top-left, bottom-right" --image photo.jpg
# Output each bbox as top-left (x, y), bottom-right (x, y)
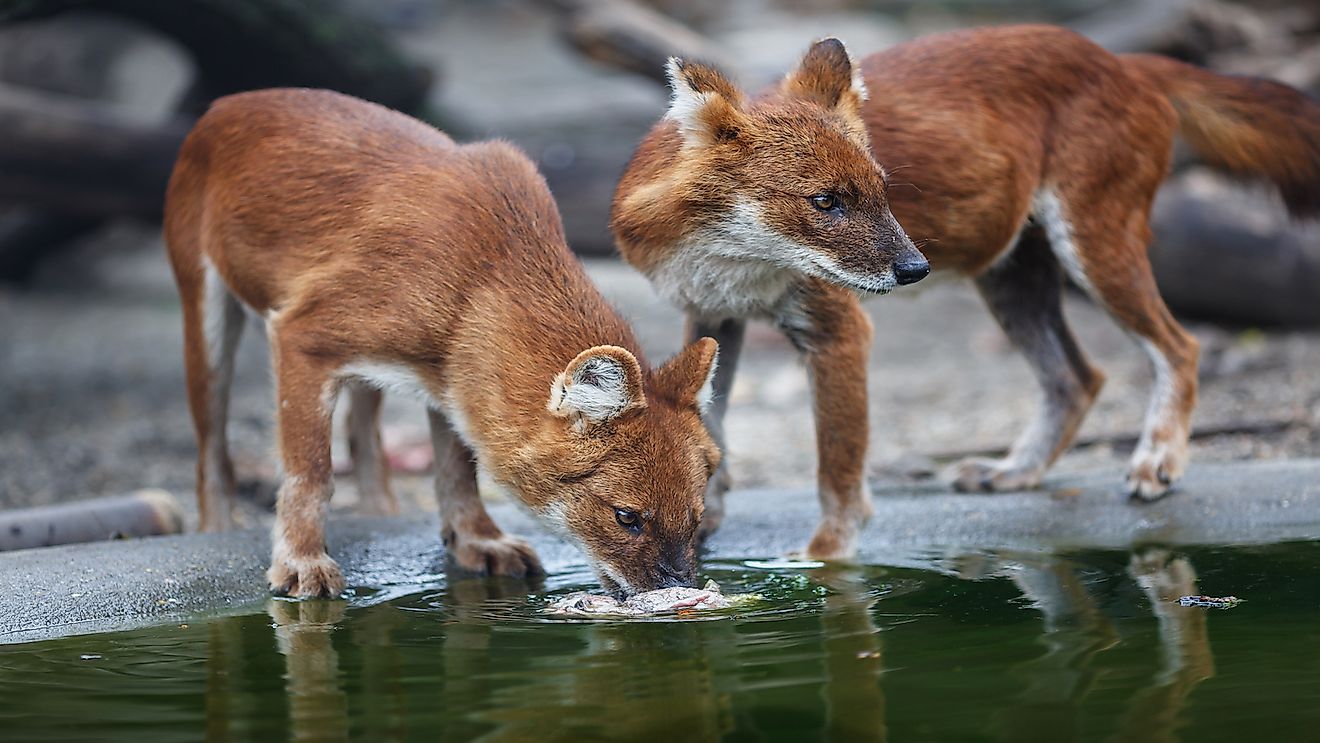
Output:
top-left (547, 580), bottom-right (757, 617)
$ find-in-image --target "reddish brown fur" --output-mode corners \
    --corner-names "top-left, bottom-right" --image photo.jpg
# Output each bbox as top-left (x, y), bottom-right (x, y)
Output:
top-left (857, 26), bottom-right (1319, 274)
top-left (1123, 53), bottom-right (1320, 217)
top-left (859, 26), bottom-right (1317, 497)
top-left (614, 55), bottom-right (920, 295)
top-left (165, 88), bottom-right (719, 598)
top-left (613, 26), bottom-right (1320, 556)
top-left (614, 40), bottom-right (924, 558)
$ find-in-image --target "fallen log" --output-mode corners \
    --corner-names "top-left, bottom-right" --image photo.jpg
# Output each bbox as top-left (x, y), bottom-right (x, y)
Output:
top-left (0, 0), bottom-right (434, 279)
top-left (1150, 174), bottom-right (1320, 328)
top-left (539, 0), bottom-right (732, 85)
top-left (0, 85), bottom-right (189, 219)
top-left (0, 0), bottom-right (432, 114)
top-left (0, 489), bottom-right (184, 551)
top-left (0, 208), bottom-right (101, 281)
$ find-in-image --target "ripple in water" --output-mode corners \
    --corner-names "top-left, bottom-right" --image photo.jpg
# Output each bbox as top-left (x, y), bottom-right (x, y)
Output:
top-left (389, 559), bottom-right (922, 625)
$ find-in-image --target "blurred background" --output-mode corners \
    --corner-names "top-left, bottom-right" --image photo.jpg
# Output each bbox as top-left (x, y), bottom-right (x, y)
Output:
top-left (0, 0), bottom-right (1317, 531)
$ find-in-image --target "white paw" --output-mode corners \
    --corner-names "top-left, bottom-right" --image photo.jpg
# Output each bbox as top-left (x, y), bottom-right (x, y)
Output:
top-left (267, 551), bottom-right (345, 598)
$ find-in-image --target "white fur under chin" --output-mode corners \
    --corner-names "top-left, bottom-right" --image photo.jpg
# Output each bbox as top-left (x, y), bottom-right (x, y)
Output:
top-left (650, 199), bottom-right (896, 319)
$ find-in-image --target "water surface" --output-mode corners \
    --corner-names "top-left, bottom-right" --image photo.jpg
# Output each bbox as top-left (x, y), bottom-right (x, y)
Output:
top-left (2, 542), bottom-right (1318, 741)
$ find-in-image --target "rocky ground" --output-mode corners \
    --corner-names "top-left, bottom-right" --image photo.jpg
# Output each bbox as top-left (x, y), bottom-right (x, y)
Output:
top-left (1, 1), bottom-right (1318, 527)
top-left (2, 227), bottom-right (1317, 528)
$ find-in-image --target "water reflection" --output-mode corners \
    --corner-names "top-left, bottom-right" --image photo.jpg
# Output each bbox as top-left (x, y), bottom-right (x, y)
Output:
top-left (966, 548), bottom-right (1217, 742)
top-left (816, 566), bottom-right (887, 743)
top-left (193, 547), bottom-right (1222, 741)
top-left (442, 575), bottom-right (736, 741)
top-left (268, 599), bottom-right (349, 743)
top-left (1114, 550), bottom-right (1216, 743)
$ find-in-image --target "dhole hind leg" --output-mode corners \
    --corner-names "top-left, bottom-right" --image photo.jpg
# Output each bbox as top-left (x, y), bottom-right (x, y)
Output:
top-left (1043, 195), bottom-right (1199, 500)
top-left (266, 335), bottom-right (345, 598)
top-left (427, 409), bottom-right (542, 577)
top-left (777, 282), bottom-right (874, 560)
top-left (344, 384), bottom-right (399, 516)
top-left (955, 225), bottom-right (1106, 492)
top-left (684, 315), bottom-right (746, 543)
top-left (179, 263), bottom-right (246, 532)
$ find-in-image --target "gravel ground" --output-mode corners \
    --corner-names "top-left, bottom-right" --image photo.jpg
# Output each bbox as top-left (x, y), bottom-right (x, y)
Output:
top-left (2, 226), bottom-right (1318, 528)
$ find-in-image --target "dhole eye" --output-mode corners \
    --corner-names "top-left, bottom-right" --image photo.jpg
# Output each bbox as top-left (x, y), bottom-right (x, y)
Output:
top-left (615, 509), bottom-right (643, 534)
top-left (809, 193), bottom-right (840, 212)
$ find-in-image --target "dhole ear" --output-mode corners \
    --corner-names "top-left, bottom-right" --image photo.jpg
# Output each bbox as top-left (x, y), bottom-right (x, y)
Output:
top-left (654, 337), bottom-right (719, 413)
top-left (781, 37), bottom-right (868, 113)
top-left (665, 58), bottom-right (747, 148)
top-left (548, 345), bottom-right (646, 427)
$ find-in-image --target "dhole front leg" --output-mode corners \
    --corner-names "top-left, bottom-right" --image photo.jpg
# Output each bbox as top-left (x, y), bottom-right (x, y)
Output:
top-left (267, 341), bottom-right (345, 598)
top-left (345, 384), bottom-right (399, 516)
top-left (955, 225), bottom-right (1105, 492)
top-left (427, 409), bottom-right (542, 577)
top-left (684, 314), bottom-right (746, 543)
top-left (778, 283), bottom-right (874, 560)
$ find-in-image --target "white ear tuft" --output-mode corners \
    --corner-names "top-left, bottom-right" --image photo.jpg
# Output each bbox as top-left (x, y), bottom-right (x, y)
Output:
top-left (851, 57), bottom-right (869, 102)
top-left (664, 58), bottom-right (714, 141)
top-left (696, 349), bottom-right (718, 413)
top-left (662, 58), bottom-right (745, 148)
top-left (548, 346), bottom-right (645, 426)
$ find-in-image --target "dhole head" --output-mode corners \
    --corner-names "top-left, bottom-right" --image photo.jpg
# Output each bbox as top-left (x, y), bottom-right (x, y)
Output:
top-left (665, 39), bottom-right (928, 292)
top-left (531, 338), bottom-right (721, 597)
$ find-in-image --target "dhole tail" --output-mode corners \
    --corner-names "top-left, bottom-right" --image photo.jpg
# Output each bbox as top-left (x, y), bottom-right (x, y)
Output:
top-left (1123, 53), bottom-right (1320, 218)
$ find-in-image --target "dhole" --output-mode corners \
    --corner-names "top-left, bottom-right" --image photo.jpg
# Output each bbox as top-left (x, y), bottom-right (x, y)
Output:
top-left (613, 26), bottom-right (1320, 558)
top-left (165, 89), bottom-right (720, 598)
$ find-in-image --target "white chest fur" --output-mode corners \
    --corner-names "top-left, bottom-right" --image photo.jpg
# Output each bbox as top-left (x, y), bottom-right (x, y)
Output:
top-left (651, 246), bottom-right (797, 320)
top-left (647, 200), bottom-right (815, 319)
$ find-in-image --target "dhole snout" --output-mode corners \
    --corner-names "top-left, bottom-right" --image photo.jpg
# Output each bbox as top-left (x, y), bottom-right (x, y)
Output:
top-left (612, 38), bottom-right (927, 320)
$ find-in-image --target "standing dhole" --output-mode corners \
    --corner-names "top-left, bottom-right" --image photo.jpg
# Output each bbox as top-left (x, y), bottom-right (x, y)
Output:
top-left (612, 26), bottom-right (1320, 559)
top-left (165, 89), bottom-right (720, 598)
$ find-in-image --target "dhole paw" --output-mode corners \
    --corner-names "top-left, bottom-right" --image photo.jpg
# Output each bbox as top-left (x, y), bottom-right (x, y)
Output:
top-left (805, 518), bottom-right (861, 561)
top-left (448, 534), bottom-right (544, 578)
top-left (267, 552), bottom-right (346, 598)
top-left (952, 458), bottom-right (1044, 493)
top-left (1125, 444), bottom-right (1186, 501)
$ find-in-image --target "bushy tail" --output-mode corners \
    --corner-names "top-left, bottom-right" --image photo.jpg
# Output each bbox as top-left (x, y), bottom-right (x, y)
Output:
top-left (1123, 53), bottom-right (1320, 218)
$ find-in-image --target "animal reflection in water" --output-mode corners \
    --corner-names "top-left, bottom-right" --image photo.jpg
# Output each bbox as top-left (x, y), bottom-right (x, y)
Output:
top-left (199, 551), bottom-right (1215, 741)
top-left (958, 548), bottom-right (1216, 743)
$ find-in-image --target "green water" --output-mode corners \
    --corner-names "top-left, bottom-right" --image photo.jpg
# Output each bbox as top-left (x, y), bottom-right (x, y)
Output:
top-left (2, 542), bottom-right (1318, 741)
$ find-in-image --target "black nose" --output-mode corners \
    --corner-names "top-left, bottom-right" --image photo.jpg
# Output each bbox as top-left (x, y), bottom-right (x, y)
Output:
top-left (656, 555), bottom-right (696, 588)
top-left (656, 573), bottom-right (688, 589)
top-left (894, 258), bottom-right (930, 285)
